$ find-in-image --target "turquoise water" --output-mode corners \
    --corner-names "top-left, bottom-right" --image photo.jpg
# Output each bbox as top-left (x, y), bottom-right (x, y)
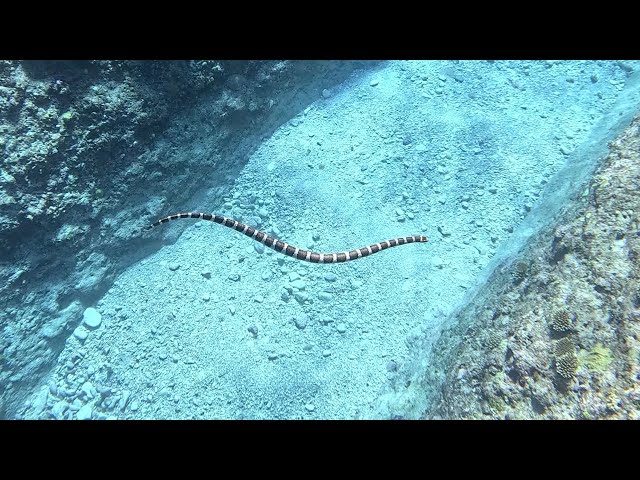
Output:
top-left (5, 60), bottom-right (640, 419)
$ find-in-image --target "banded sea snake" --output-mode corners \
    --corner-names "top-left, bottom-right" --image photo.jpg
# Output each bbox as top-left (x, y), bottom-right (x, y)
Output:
top-left (144, 212), bottom-right (429, 264)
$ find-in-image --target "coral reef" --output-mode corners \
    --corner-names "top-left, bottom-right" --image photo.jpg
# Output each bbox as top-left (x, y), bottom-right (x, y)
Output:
top-left (550, 309), bottom-right (573, 332)
top-left (486, 333), bottom-right (504, 350)
top-left (554, 337), bottom-right (576, 357)
top-left (556, 353), bottom-right (578, 379)
top-left (382, 110), bottom-right (640, 419)
top-left (512, 261), bottom-right (529, 284)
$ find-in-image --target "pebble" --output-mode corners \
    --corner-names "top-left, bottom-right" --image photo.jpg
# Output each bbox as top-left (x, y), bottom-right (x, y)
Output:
top-left (318, 292), bottom-right (332, 302)
top-left (228, 274), bottom-right (241, 282)
top-left (248, 325), bottom-right (258, 336)
top-left (52, 401), bottom-right (67, 420)
top-left (96, 385), bottom-right (112, 396)
top-left (305, 403), bottom-right (315, 412)
top-left (560, 145), bottom-right (572, 155)
top-left (294, 292), bottom-right (309, 303)
top-left (324, 273), bottom-right (337, 282)
top-left (119, 390), bottom-right (131, 411)
top-left (247, 215), bottom-right (262, 227)
top-left (159, 352), bottom-right (168, 360)
top-left (322, 88), bottom-right (331, 99)
top-left (488, 187), bottom-right (498, 194)
top-left (370, 79), bottom-right (379, 87)
top-left (254, 243), bottom-right (265, 254)
top-left (289, 279), bottom-right (306, 290)
top-left (261, 271), bottom-right (272, 281)
top-left (312, 232), bottom-right (321, 241)
top-left (31, 387), bottom-right (48, 415)
top-left (73, 327), bottom-right (88, 341)
top-left (268, 353), bottom-right (279, 361)
top-left (253, 295), bottom-right (264, 303)
top-left (322, 350), bottom-right (332, 357)
top-left (106, 397), bottom-right (122, 411)
top-left (201, 269), bottom-right (212, 279)
top-left (83, 308), bottom-right (102, 329)
top-left (289, 272), bottom-right (301, 282)
top-left (337, 323), bottom-right (347, 333)
top-left (130, 401), bottom-right (139, 412)
top-left (229, 305), bottom-right (236, 315)
top-left (202, 293), bottom-right (210, 302)
top-left (76, 404), bottom-right (92, 420)
top-left (169, 263), bottom-right (181, 271)
top-left (294, 314), bottom-right (308, 330)
top-left (81, 382), bottom-right (96, 399)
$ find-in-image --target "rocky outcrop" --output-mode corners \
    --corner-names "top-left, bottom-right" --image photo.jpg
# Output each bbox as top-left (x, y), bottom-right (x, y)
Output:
top-left (0, 60), bottom-right (378, 419)
top-left (387, 114), bottom-right (640, 419)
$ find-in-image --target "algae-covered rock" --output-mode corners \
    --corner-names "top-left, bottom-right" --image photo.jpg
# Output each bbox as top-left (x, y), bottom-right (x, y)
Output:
top-left (580, 343), bottom-right (613, 373)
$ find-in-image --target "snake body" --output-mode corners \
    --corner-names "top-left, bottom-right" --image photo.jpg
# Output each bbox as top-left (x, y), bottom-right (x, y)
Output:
top-left (144, 212), bottom-right (428, 263)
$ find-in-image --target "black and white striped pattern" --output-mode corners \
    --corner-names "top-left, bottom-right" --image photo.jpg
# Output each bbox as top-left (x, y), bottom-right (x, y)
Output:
top-left (144, 212), bottom-right (429, 263)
